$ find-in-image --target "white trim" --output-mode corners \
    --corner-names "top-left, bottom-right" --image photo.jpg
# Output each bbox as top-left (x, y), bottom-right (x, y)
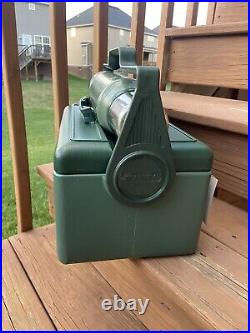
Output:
top-left (67, 23), bottom-right (93, 29)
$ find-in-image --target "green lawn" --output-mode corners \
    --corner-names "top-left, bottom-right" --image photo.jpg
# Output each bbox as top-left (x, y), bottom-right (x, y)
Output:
top-left (2, 75), bottom-right (89, 239)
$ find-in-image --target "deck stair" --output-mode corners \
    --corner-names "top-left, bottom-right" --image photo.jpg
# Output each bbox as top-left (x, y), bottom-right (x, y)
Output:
top-left (18, 44), bottom-right (51, 71)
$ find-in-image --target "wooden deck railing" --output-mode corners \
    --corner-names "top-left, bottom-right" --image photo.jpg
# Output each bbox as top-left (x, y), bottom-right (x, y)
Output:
top-left (49, 3), bottom-right (69, 136)
top-left (2, 1), bottom-right (147, 233)
top-left (130, 2), bottom-right (146, 65)
top-left (2, 2), bottom-right (248, 233)
top-left (93, 3), bottom-right (108, 74)
top-left (185, 2), bottom-right (199, 27)
top-left (2, 3), bottom-right (33, 232)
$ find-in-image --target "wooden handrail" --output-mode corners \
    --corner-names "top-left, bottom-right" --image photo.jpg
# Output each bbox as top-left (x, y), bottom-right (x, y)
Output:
top-left (2, 3), bottom-right (33, 232)
top-left (165, 22), bottom-right (248, 38)
top-left (93, 2), bottom-right (108, 74)
top-left (49, 2), bottom-right (69, 137)
top-left (185, 2), bottom-right (199, 27)
top-left (130, 2), bottom-right (146, 65)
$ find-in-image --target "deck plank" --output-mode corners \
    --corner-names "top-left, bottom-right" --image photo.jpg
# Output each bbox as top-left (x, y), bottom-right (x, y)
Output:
top-left (10, 225), bottom-right (211, 331)
top-left (93, 230), bottom-right (248, 331)
top-left (9, 228), bottom-right (147, 331)
top-left (2, 239), bottom-right (55, 331)
top-left (142, 256), bottom-right (247, 330)
top-left (9, 214), bottom-right (248, 330)
top-left (204, 198), bottom-right (248, 257)
top-left (2, 300), bottom-right (15, 331)
top-left (161, 91), bottom-right (248, 135)
top-left (94, 259), bottom-right (214, 330)
top-left (36, 163), bottom-right (53, 186)
top-left (197, 232), bottom-right (247, 293)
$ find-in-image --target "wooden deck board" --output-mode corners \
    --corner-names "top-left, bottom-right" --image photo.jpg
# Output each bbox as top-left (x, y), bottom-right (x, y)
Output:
top-left (37, 163), bottom-right (53, 185)
top-left (93, 229), bottom-right (248, 330)
top-left (2, 240), bottom-right (55, 331)
top-left (2, 300), bottom-right (15, 331)
top-left (94, 256), bottom-right (213, 330)
top-left (203, 198), bottom-right (248, 258)
top-left (7, 202), bottom-right (248, 331)
top-left (9, 228), bottom-right (146, 331)
top-left (161, 91), bottom-right (248, 135)
top-left (10, 225), bottom-right (212, 331)
top-left (197, 232), bottom-right (247, 292)
top-left (4, 192), bottom-right (248, 330)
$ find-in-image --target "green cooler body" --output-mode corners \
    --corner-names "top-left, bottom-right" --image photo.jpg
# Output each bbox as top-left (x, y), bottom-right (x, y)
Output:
top-left (54, 47), bottom-right (213, 264)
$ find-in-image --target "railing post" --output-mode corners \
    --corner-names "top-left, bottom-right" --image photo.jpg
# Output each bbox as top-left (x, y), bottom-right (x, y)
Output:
top-left (2, 2), bottom-right (33, 232)
top-left (156, 2), bottom-right (174, 90)
top-left (185, 2), bottom-right (199, 27)
top-left (49, 2), bottom-right (69, 137)
top-left (130, 2), bottom-right (146, 65)
top-left (93, 3), bottom-right (108, 74)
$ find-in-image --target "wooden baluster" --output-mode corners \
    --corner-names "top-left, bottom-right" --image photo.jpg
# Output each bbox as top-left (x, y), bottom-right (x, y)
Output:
top-left (156, 2), bottom-right (174, 90)
top-left (130, 2), bottom-right (146, 65)
top-left (2, 2), bottom-right (33, 232)
top-left (207, 2), bottom-right (217, 24)
top-left (185, 2), bottom-right (199, 27)
top-left (93, 2), bottom-right (108, 74)
top-left (49, 2), bottom-right (69, 137)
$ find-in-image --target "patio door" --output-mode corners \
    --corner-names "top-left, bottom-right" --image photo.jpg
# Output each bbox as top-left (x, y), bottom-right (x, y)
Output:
top-left (22, 34), bottom-right (32, 46)
top-left (21, 34), bottom-right (32, 55)
top-left (34, 35), bottom-right (51, 56)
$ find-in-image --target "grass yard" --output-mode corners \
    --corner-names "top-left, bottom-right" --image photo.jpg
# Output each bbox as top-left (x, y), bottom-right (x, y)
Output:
top-left (2, 75), bottom-right (89, 239)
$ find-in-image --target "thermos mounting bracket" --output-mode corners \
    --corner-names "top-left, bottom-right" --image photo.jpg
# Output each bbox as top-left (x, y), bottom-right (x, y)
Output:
top-left (105, 47), bottom-right (176, 206)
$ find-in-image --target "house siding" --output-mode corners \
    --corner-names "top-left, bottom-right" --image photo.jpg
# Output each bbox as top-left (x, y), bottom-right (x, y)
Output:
top-left (108, 27), bottom-right (130, 50)
top-left (66, 25), bottom-right (158, 66)
top-left (67, 26), bottom-right (93, 66)
top-left (15, 2), bottom-right (50, 42)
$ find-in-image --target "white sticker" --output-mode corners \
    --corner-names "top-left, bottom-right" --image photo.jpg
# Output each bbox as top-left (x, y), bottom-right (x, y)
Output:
top-left (204, 175), bottom-right (218, 224)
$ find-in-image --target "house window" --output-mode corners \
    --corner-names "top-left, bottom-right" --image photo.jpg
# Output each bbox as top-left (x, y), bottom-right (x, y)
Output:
top-left (34, 35), bottom-right (51, 46)
top-left (82, 43), bottom-right (92, 66)
top-left (143, 52), bottom-right (149, 62)
top-left (82, 45), bottom-right (88, 66)
top-left (71, 28), bottom-right (76, 37)
top-left (147, 35), bottom-right (154, 42)
top-left (34, 35), bottom-right (43, 45)
top-left (43, 36), bottom-right (50, 45)
top-left (148, 53), bottom-right (154, 62)
top-left (29, 3), bottom-right (36, 11)
top-left (119, 29), bottom-right (125, 37)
